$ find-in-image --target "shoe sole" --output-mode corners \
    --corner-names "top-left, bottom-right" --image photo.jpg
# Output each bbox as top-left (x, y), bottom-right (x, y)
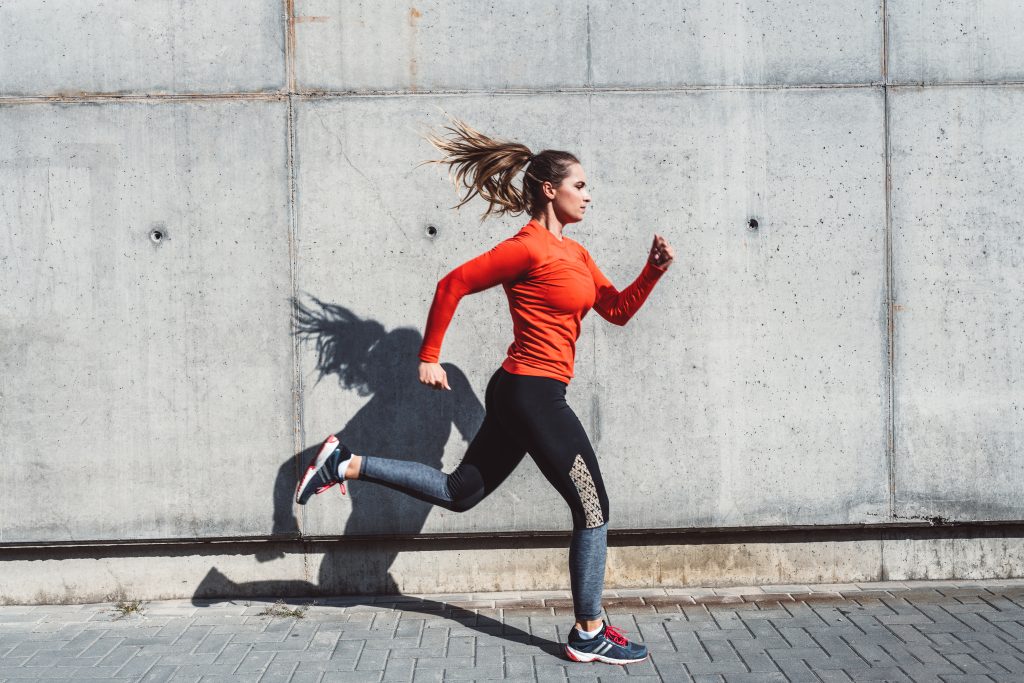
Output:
top-left (295, 435), bottom-right (340, 504)
top-left (564, 644), bottom-right (648, 665)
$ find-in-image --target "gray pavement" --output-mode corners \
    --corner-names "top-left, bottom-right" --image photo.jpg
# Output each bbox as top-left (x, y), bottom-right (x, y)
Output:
top-left (2, 579), bottom-right (1024, 682)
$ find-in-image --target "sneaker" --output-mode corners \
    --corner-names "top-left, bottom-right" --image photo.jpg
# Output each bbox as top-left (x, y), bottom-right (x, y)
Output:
top-left (295, 435), bottom-right (351, 504)
top-left (564, 623), bottom-right (648, 665)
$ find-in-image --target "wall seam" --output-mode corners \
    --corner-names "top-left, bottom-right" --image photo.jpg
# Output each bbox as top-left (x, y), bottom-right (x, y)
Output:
top-left (4, 81), bottom-right (1023, 107)
top-left (283, 0), bottom-right (306, 542)
top-left (882, 0), bottom-right (897, 522)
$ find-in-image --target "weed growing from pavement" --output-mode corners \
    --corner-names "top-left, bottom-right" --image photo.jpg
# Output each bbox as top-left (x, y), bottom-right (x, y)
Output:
top-left (111, 599), bottom-right (144, 620)
top-left (257, 599), bottom-right (314, 619)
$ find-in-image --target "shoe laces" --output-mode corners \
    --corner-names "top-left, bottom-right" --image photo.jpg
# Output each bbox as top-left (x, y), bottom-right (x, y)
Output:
top-left (604, 625), bottom-right (629, 646)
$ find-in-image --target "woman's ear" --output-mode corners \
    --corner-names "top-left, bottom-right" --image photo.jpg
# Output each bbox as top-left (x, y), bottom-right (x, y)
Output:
top-left (541, 180), bottom-right (556, 200)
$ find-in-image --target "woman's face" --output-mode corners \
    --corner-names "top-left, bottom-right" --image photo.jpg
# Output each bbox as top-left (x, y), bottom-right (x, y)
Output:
top-left (549, 163), bottom-right (591, 224)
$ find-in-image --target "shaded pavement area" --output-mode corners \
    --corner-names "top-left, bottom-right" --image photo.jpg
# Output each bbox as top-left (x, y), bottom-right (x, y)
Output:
top-left (2, 579), bottom-right (1024, 681)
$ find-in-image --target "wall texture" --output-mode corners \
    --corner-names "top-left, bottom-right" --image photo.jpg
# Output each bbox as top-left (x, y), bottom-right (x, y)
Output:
top-left (1, 1), bottom-right (1022, 601)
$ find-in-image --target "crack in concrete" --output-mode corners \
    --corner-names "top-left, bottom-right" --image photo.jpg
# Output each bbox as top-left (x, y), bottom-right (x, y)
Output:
top-left (309, 108), bottom-right (409, 241)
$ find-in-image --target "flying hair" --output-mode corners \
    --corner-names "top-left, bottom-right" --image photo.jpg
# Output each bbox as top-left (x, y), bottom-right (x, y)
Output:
top-left (423, 117), bottom-right (579, 220)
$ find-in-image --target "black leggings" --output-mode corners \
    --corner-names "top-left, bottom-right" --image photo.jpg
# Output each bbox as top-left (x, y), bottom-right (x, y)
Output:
top-left (361, 366), bottom-right (609, 530)
top-left (359, 366), bottom-right (610, 620)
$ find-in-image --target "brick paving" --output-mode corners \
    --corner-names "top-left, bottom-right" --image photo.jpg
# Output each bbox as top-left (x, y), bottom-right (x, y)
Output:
top-left (2, 580), bottom-right (1024, 681)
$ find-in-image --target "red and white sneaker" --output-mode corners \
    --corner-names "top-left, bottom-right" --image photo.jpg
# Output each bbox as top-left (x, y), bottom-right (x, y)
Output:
top-left (295, 435), bottom-right (351, 505)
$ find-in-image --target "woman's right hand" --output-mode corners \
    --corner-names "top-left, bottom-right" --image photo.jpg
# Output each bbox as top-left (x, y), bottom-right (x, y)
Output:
top-left (419, 361), bottom-right (451, 391)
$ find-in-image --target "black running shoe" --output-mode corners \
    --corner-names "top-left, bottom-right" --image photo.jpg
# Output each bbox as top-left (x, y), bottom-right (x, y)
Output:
top-left (295, 435), bottom-right (350, 504)
top-left (565, 623), bottom-right (648, 664)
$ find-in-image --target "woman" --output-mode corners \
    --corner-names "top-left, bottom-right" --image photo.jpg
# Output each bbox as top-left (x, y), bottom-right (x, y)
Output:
top-left (296, 119), bottom-right (675, 665)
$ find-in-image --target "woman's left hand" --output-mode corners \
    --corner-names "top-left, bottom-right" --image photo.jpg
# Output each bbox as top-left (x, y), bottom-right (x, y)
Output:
top-left (648, 233), bottom-right (675, 270)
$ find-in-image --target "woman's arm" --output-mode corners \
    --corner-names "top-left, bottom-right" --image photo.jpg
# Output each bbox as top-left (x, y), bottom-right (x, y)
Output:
top-left (418, 236), bottom-right (534, 363)
top-left (585, 234), bottom-right (673, 326)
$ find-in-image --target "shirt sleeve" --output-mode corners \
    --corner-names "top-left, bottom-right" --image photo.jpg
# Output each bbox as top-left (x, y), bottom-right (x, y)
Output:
top-left (583, 249), bottom-right (667, 326)
top-left (418, 235), bottom-right (535, 363)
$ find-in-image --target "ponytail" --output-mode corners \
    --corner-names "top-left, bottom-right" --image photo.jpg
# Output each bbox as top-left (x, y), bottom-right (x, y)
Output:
top-left (424, 117), bottom-right (579, 220)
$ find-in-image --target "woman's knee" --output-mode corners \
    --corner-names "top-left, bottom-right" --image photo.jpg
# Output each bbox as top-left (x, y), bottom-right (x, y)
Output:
top-left (445, 467), bottom-right (486, 513)
top-left (447, 491), bottom-right (483, 513)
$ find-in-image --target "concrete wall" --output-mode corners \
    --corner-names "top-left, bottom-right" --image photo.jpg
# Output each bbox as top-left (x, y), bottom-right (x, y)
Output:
top-left (2, 1), bottom-right (1023, 600)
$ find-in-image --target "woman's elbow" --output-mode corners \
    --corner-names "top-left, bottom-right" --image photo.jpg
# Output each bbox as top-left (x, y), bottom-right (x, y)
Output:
top-left (600, 310), bottom-right (631, 326)
top-left (435, 272), bottom-right (462, 297)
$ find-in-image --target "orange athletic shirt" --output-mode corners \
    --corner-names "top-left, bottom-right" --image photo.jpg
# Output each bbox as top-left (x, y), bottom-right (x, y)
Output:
top-left (418, 219), bottom-right (667, 384)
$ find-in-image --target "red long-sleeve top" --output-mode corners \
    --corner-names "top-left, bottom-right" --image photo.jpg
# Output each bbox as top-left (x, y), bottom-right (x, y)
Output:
top-left (419, 219), bottom-right (666, 384)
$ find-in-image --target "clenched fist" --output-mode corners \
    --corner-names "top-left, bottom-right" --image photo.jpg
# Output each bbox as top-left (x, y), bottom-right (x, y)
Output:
top-left (419, 361), bottom-right (451, 391)
top-left (648, 233), bottom-right (675, 270)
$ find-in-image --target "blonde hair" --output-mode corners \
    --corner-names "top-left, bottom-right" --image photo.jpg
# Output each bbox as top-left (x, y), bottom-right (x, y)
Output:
top-left (424, 118), bottom-right (579, 219)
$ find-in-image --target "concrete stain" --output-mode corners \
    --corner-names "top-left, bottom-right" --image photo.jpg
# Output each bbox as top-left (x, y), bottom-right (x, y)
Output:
top-left (408, 7), bottom-right (422, 90)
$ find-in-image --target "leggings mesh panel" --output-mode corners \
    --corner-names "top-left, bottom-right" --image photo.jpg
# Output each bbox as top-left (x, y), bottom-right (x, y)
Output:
top-left (569, 454), bottom-right (605, 529)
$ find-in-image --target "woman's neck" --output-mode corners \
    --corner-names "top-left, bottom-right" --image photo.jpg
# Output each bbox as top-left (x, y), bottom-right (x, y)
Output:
top-left (532, 208), bottom-right (565, 241)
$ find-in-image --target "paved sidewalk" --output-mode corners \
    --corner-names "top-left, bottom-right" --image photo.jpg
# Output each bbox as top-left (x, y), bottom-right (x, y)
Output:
top-left (2, 579), bottom-right (1024, 682)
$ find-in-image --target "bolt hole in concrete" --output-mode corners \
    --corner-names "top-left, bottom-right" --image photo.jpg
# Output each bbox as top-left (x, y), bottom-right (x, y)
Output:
top-left (748, 218), bottom-right (759, 230)
top-left (426, 224), bottom-right (438, 237)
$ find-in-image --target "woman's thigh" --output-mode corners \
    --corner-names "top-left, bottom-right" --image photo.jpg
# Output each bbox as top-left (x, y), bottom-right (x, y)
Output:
top-left (491, 371), bottom-right (609, 530)
top-left (447, 369), bottom-right (529, 504)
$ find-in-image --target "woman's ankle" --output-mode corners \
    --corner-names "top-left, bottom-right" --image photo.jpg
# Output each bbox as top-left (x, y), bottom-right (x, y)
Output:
top-left (575, 618), bottom-right (603, 633)
top-left (344, 454), bottom-right (362, 480)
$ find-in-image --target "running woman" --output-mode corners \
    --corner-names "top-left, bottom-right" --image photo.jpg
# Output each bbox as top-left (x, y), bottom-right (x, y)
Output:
top-left (296, 119), bottom-right (675, 665)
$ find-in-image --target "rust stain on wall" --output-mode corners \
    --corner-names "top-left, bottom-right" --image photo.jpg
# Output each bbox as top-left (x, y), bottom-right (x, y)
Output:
top-left (408, 7), bottom-right (421, 91)
top-left (285, 0), bottom-right (296, 92)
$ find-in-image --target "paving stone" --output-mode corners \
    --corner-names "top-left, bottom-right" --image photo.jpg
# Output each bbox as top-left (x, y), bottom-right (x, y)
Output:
top-left (846, 667), bottom-right (912, 681)
top-left (406, 669), bottom-right (443, 682)
top-left (138, 665), bottom-right (178, 683)
top-left (234, 649), bottom-right (275, 674)
top-left (324, 672), bottom-right (387, 682)
top-left (443, 664), bottom-right (504, 680)
top-left (161, 664), bottom-right (241, 678)
top-left (771, 657), bottom-right (822, 682)
top-left (723, 674), bottom-right (787, 683)
top-left (813, 671), bottom-right (856, 683)
top-left (533, 663), bottom-right (569, 679)
top-left (684, 659), bottom-right (749, 675)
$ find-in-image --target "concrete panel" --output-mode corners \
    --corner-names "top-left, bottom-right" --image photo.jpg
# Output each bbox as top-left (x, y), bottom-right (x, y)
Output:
top-left (888, 2), bottom-right (1024, 84)
top-left (293, 1), bottom-right (590, 92)
top-left (0, 1), bottom-right (285, 96)
top-left (294, 1), bottom-right (880, 92)
top-left (586, 88), bottom-right (890, 529)
top-left (589, 0), bottom-right (882, 87)
top-left (890, 87), bottom-right (1024, 522)
top-left (0, 100), bottom-right (294, 542)
top-left (291, 88), bottom-right (888, 537)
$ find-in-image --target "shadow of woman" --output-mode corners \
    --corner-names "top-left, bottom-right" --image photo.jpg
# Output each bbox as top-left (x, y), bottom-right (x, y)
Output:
top-left (191, 297), bottom-right (562, 655)
top-left (287, 296), bottom-right (484, 588)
